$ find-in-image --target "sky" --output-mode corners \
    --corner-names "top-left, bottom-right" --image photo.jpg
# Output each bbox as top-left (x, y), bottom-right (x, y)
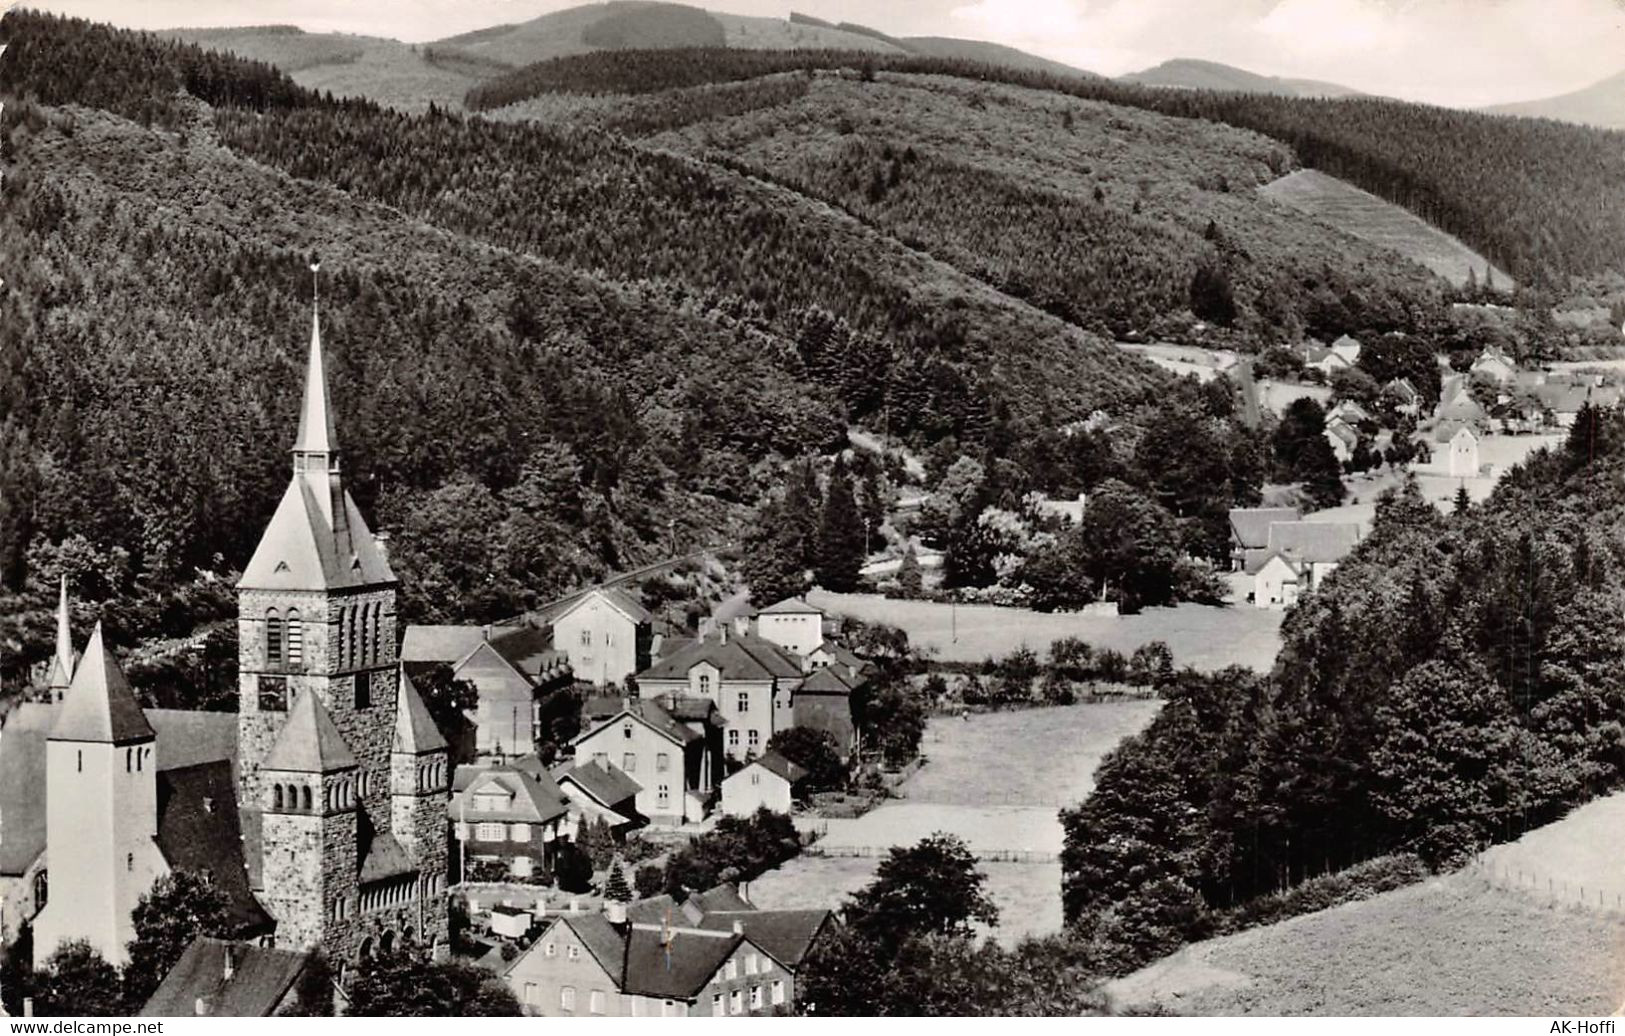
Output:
top-left (13, 0), bottom-right (1625, 107)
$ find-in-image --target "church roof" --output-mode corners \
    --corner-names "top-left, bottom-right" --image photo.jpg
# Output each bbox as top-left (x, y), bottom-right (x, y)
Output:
top-left (51, 622), bottom-right (154, 744)
top-left (394, 668), bottom-right (447, 755)
top-left (156, 761), bottom-right (273, 936)
top-left (47, 575), bottom-right (75, 689)
top-left (237, 479), bottom-right (395, 592)
top-left (359, 830), bottom-right (416, 883)
top-left (264, 690), bottom-right (357, 773)
top-left (293, 310), bottom-right (337, 455)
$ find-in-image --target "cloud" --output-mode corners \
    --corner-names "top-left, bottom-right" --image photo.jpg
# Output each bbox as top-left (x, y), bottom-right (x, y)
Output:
top-left (950, 0), bottom-right (1625, 106)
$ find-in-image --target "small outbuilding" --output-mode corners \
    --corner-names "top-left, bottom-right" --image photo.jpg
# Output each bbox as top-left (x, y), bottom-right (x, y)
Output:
top-left (720, 752), bottom-right (806, 818)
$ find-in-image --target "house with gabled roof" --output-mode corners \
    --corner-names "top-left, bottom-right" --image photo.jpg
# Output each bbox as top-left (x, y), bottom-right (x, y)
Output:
top-left (451, 758), bottom-right (571, 881)
top-left (1324, 415), bottom-right (1359, 464)
top-left (549, 588), bottom-right (654, 689)
top-left (1227, 507), bottom-right (1301, 572)
top-left (555, 757), bottom-right (642, 831)
top-left (572, 699), bottom-right (717, 824)
top-left (503, 889), bottom-right (832, 1017)
top-left (140, 937), bottom-right (316, 1017)
top-left (1249, 521), bottom-right (1363, 609)
top-left (721, 752), bottom-right (806, 817)
top-left (635, 629), bottom-right (805, 763)
top-left (751, 597), bottom-right (826, 657)
top-left (401, 623), bottom-right (573, 758)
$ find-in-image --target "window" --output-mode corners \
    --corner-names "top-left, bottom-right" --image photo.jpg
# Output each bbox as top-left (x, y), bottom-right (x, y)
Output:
top-left (730, 990), bottom-right (742, 1015)
top-left (361, 603), bottom-right (373, 666)
top-left (76, 750), bottom-right (82, 772)
top-left (748, 729), bottom-right (760, 749)
top-left (126, 852), bottom-right (134, 872)
top-left (258, 676), bottom-right (287, 712)
top-left (604, 632), bottom-right (613, 647)
top-left (712, 994), bottom-right (725, 1017)
top-left (590, 990), bottom-right (605, 1015)
top-left (274, 786), bottom-right (284, 810)
top-left (301, 786), bottom-right (313, 811)
top-left (746, 954), bottom-right (758, 975)
top-left (593, 752), bottom-right (608, 767)
top-left (347, 606), bottom-right (360, 668)
top-left (567, 945), bottom-right (580, 961)
top-left (699, 675), bottom-right (712, 695)
top-left (750, 986), bottom-right (762, 1010)
top-left (728, 730), bottom-right (739, 748)
top-left (657, 784), bottom-right (670, 806)
top-left (580, 630), bottom-right (592, 646)
top-left (622, 723), bottom-right (633, 740)
top-left (354, 675), bottom-right (370, 709)
top-left (477, 823), bottom-right (504, 841)
top-left (523, 983), bottom-right (538, 1006)
top-left (266, 608), bottom-right (283, 664)
top-left (510, 823), bottom-right (530, 842)
top-left (772, 981), bottom-right (784, 1006)
top-left (337, 609), bottom-right (347, 670)
top-left (736, 691), bottom-right (749, 713)
top-left (623, 753), bottom-right (636, 773)
top-left (286, 609), bottom-right (303, 666)
top-left (750, 772), bottom-right (761, 786)
top-left (656, 753), bottom-right (670, 772)
top-left (560, 987), bottom-right (576, 1012)
top-left (726, 960), bottom-right (738, 980)
top-left (544, 943), bottom-right (556, 958)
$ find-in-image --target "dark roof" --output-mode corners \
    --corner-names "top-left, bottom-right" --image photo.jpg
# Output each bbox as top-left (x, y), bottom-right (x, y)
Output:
top-left (625, 894), bottom-right (680, 926)
top-left (1227, 508), bottom-right (1301, 550)
top-left (156, 761), bottom-right (272, 935)
top-left (394, 669), bottom-right (447, 754)
top-left (263, 690), bottom-right (356, 773)
top-left (451, 762), bottom-right (569, 825)
top-left (52, 623), bottom-right (153, 744)
top-left (1266, 522), bottom-right (1362, 564)
top-left (147, 710), bottom-right (239, 771)
top-left (686, 883), bottom-right (753, 919)
top-left (490, 625), bottom-right (571, 681)
top-left (0, 705), bottom-right (51, 875)
top-left (622, 925), bottom-right (742, 999)
top-left (663, 696), bottom-right (722, 724)
top-left (537, 913), bottom-right (627, 978)
top-left (698, 910), bottom-right (832, 970)
top-left (359, 830), bottom-right (416, 884)
top-left (575, 699), bottom-right (700, 748)
top-left (747, 752), bottom-right (807, 786)
top-left (799, 667), bottom-right (856, 696)
top-left (637, 632), bottom-right (803, 683)
top-left (140, 937), bottom-right (309, 1017)
top-left (558, 759), bottom-right (642, 808)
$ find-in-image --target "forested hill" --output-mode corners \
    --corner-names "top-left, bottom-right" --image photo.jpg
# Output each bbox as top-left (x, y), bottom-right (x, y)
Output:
top-left (472, 48), bottom-right (1625, 288)
top-left (1062, 410), bottom-right (1625, 969)
top-left (0, 11), bottom-right (1164, 669)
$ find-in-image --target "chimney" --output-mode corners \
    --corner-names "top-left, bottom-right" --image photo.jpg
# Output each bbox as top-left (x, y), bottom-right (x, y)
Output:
top-left (223, 945), bottom-right (236, 982)
top-left (731, 919), bottom-right (744, 935)
top-left (737, 881), bottom-right (751, 905)
top-left (569, 898), bottom-right (581, 914)
top-left (194, 997), bottom-right (212, 1017)
top-left (604, 901), bottom-right (627, 925)
top-left (482, 624), bottom-right (492, 642)
top-left (23, 998), bottom-right (34, 1018)
top-left (719, 624), bottom-right (728, 645)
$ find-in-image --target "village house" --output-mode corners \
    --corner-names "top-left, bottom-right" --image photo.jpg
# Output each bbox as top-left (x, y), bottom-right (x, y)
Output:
top-left (634, 629), bottom-right (805, 763)
top-left (750, 597), bottom-right (827, 657)
top-left (572, 699), bottom-right (718, 824)
top-left (791, 666), bottom-right (860, 760)
top-left (1470, 347), bottom-right (1518, 385)
top-left (1329, 334), bottom-right (1362, 366)
top-left (554, 757), bottom-right (643, 833)
top-left (451, 758), bottom-right (572, 881)
top-left (720, 752), bottom-right (807, 818)
top-left (1299, 341), bottom-right (1351, 377)
top-left (547, 588), bottom-right (655, 689)
top-left (1384, 378), bottom-right (1422, 417)
top-left (401, 624), bottom-right (573, 758)
top-left (140, 938), bottom-right (316, 1017)
top-left (1324, 416), bottom-right (1359, 464)
top-left (1227, 507), bottom-right (1302, 573)
top-left (1447, 425), bottom-right (1481, 478)
top-left (504, 891), bottom-right (832, 1017)
top-left (1249, 521), bottom-right (1363, 609)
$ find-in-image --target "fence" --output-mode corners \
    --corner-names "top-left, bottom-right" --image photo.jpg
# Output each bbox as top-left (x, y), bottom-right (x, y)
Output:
top-left (1469, 854), bottom-right (1625, 918)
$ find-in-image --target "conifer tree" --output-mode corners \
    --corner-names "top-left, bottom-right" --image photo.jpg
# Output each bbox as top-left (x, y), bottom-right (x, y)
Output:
top-left (604, 857), bottom-right (632, 902)
top-left (816, 461), bottom-right (866, 592)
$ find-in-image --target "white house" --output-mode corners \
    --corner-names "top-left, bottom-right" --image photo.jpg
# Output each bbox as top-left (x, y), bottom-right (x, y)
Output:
top-left (1249, 521), bottom-right (1363, 610)
top-left (1448, 425), bottom-right (1480, 478)
top-left (720, 752), bottom-right (806, 818)
top-left (1253, 554), bottom-right (1302, 610)
top-left (751, 598), bottom-right (825, 657)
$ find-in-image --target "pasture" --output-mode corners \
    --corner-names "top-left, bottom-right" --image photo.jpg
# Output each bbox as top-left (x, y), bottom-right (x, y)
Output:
top-left (1117, 342), bottom-right (1241, 382)
top-left (1259, 169), bottom-right (1514, 289)
top-left (807, 591), bottom-right (1285, 671)
top-left (1105, 876), bottom-right (1625, 1015)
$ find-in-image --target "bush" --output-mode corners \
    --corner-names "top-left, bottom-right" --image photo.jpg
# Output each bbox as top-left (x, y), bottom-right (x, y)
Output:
top-left (641, 808), bottom-right (801, 899)
top-left (1212, 854), bottom-right (1427, 936)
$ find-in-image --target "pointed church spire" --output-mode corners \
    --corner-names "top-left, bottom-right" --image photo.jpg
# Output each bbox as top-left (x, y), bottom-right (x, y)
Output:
top-left (46, 575), bottom-right (75, 697)
top-left (292, 259), bottom-right (338, 461)
top-left (51, 621), bottom-right (153, 744)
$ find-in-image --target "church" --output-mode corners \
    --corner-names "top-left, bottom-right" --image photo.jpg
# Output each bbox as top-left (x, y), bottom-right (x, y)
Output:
top-left (4, 290), bottom-right (451, 969)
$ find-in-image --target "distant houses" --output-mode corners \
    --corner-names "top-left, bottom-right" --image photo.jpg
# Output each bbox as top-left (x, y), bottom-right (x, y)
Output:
top-left (1229, 508), bottom-right (1362, 609)
top-left (548, 588), bottom-right (655, 689)
top-left (401, 624), bottom-right (573, 757)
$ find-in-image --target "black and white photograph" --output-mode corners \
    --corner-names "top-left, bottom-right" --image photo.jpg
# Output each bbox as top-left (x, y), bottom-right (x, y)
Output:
top-left (1, 0), bottom-right (1624, 1022)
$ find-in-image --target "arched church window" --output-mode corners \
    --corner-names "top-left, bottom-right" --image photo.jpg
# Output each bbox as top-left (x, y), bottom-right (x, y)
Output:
top-left (267, 608), bottom-right (283, 665)
top-left (301, 786), bottom-right (313, 812)
top-left (286, 609), bottom-right (303, 666)
top-left (337, 607), bottom-right (347, 666)
top-left (125, 748), bottom-right (132, 773)
top-left (274, 785), bottom-right (284, 810)
top-left (348, 606), bottom-right (360, 669)
top-left (33, 869), bottom-right (47, 909)
top-left (361, 603), bottom-right (374, 665)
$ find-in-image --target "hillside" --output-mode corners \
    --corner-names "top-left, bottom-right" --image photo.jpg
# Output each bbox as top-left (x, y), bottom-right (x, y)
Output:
top-left (897, 37), bottom-right (1093, 78)
top-left (1121, 59), bottom-right (1363, 99)
top-left (1104, 875), bottom-right (1625, 1015)
top-left (1487, 68), bottom-right (1625, 130)
top-left (1260, 169), bottom-right (1513, 289)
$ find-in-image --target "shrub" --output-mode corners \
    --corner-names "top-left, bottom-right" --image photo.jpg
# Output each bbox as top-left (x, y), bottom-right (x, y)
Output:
top-left (1212, 854), bottom-right (1428, 936)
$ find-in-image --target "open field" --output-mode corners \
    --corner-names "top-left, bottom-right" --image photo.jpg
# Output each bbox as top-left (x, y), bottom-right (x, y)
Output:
top-left (757, 700), bottom-right (1158, 945)
top-left (1106, 876), bottom-right (1625, 1015)
top-left (1260, 169), bottom-right (1514, 289)
top-left (1255, 378), bottom-right (1331, 416)
top-left (1117, 342), bottom-right (1240, 382)
top-left (1480, 791), bottom-right (1625, 910)
top-left (808, 591), bottom-right (1284, 671)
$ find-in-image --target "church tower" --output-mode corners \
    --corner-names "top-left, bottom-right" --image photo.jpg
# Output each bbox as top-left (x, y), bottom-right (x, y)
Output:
top-left (391, 668), bottom-right (450, 944)
top-left (238, 271), bottom-right (446, 959)
top-left (44, 576), bottom-right (76, 702)
top-left (33, 623), bottom-right (162, 968)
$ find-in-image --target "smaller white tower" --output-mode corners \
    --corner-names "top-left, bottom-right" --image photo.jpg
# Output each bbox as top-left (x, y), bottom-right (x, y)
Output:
top-left (33, 623), bottom-right (163, 968)
top-left (44, 576), bottom-right (76, 703)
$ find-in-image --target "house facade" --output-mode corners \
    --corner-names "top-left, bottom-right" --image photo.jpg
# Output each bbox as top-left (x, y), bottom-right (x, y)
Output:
top-left (751, 598), bottom-right (826, 657)
top-left (550, 589), bottom-right (654, 689)
top-left (634, 631), bottom-right (804, 763)
top-left (572, 701), bottom-right (715, 824)
top-left (720, 752), bottom-right (805, 817)
top-left (451, 760), bottom-right (570, 880)
top-left (1448, 426), bottom-right (1480, 478)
